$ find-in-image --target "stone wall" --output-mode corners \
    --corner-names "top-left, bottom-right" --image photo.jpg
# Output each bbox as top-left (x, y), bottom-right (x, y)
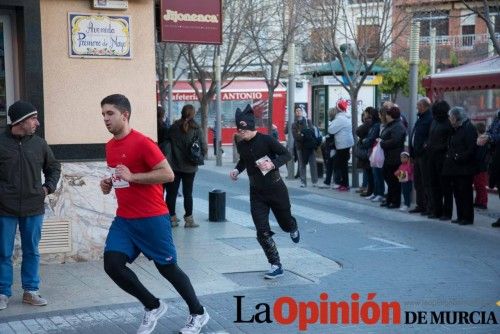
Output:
top-left (14, 162), bottom-right (117, 264)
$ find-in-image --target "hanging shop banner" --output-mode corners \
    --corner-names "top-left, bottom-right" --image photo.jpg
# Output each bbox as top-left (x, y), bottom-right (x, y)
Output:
top-left (160, 0), bottom-right (222, 44)
top-left (68, 13), bottom-right (131, 58)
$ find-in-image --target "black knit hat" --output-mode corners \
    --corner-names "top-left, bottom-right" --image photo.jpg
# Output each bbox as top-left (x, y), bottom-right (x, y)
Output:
top-left (8, 100), bottom-right (38, 125)
top-left (235, 104), bottom-right (255, 131)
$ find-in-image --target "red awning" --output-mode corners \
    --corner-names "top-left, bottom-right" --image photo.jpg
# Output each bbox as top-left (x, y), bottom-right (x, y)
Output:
top-left (422, 56), bottom-right (500, 97)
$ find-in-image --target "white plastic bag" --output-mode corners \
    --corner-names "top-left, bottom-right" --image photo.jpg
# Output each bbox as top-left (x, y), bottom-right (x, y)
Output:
top-left (369, 141), bottom-right (385, 168)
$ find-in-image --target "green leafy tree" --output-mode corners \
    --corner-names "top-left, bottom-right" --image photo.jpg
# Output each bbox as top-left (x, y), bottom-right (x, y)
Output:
top-left (379, 58), bottom-right (429, 101)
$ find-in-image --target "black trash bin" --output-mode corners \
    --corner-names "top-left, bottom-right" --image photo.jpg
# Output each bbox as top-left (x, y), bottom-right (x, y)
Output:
top-left (209, 189), bottom-right (226, 222)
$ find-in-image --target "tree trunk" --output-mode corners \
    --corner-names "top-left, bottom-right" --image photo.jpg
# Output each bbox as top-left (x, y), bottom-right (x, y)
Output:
top-left (350, 89), bottom-right (360, 188)
top-left (199, 97), bottom-right (210, 145)
top-left (267, 88), bottom-right (275, 135)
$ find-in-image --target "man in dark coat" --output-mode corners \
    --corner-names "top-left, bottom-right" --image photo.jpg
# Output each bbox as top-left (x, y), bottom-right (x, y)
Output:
top-left (442, 107), bottom-right (478, 225)
top-left (427, 100), bottom-right (454, 220)
top-left (409, 97), bottom-right (433, 215)
top-left (0, 101), bottom-right (61, 310)
top-left (230, 105), bottom-right (300, 279)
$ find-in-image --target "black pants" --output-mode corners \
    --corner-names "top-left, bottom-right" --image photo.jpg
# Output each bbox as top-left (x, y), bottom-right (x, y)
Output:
top-left (323, 156), bottom-right (334, 185)
top-left (250, 180), bottom-right (297, 266)
top-left (414, 155), bottom-right (432, 212)
top-left (451, 175), bottom-right (474, 223)
top-left (364, 167), bottom-right (374, 194)
top-left (333, 148), bottom-right (350, 187)
top-left (428, 155), bottom-right (453, 218)
top-left (165, 171), bottom-right (195, 217)
top-left (383, 163), bottom-right (401, 206)
top-left (103, 251), bottom-right (203, 314)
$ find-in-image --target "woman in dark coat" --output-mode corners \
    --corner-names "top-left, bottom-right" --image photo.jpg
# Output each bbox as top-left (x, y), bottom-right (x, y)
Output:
top-left (427, 100), bottom-right (454, 220)
top-left (355, 111), bottom-right (371, 194)
top-left (165, 104), bottom-right (207, 228)
top-left (442, 106), bottom-right (478, 225)
top-left (357, 107), bottom-right (380, 197)
top-left (379, 106), bottom-right (407, 209)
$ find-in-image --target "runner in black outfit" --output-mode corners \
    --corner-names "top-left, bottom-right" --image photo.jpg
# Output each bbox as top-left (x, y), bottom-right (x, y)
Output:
top-left (229, 105), bottom-right (300, 279)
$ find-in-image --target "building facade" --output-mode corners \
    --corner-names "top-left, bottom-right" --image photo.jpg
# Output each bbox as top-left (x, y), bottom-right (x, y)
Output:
top-left (393, 0), bottom-right (500, 69)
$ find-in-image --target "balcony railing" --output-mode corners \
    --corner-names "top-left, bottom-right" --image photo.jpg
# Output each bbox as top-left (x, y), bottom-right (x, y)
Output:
top-left (419, 33), bottom-right (500, 50)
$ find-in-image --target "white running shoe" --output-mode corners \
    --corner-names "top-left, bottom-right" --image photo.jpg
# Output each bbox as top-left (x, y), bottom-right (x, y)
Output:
top-left (137, 300), bottom-right (167, 334)
top-left (179, 307), bottom-right (210, 334)
top-left (399, 205), bottom-right (409, 211)
top-left (332, 183), bottom-right (341, 189)
top-left (371, 195), bottom-right (384, 202)
top-left (366, 194), bottom-right (376, 200)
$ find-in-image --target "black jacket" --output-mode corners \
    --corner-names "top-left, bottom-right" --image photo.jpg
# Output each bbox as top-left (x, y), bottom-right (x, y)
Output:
top-left (409, 109), bottom-right (432, 158)
top-left (166, 120), bottom-right (207, 174)
top-left (0, 129), bottom-right (61, 217)
top-left (380, 119), bottom-right (407, 166)
top-left (442, 120), bottom-right (478, 176)
top-left (427, 118), bottom-right (453, 158)
top-left (235, 132), bottom-right (291, 188)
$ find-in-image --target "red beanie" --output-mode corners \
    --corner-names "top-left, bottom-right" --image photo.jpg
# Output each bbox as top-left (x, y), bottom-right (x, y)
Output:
top-left (336, 99), bottom-right (348, 112)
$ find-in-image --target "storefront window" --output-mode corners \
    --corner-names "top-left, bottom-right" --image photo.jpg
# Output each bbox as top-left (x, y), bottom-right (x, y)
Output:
top-left (172, 99), bottom-right (269, 128)
top-left (443, 89), bottom-right (500, 126)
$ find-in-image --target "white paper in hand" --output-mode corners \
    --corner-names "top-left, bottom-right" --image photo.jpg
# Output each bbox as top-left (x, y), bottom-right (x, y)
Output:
top-left (255, 155), bottom-right (272, 175)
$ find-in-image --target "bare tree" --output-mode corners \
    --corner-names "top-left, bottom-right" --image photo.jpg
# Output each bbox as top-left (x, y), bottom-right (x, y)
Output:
top-left (461, 0), bottom-right (500, 56)
top-left (302, 0), bottom-right (410, 187)
top-left (181, 0), bottom-right (258, 140)
top-left (245, 0), bottom-right (304, 135)
top-left (156, 43), bottom-right (186, 111)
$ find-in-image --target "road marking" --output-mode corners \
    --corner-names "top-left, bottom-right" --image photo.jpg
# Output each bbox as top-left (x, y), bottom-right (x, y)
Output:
top-left (231, 195), bottom-right (360, 224)
top-left (359, 237), bottom-right (413, 251)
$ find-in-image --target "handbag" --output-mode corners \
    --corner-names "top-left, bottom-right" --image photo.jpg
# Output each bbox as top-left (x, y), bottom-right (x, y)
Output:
top-left (355, 141), bottom-right (369, 161)
top-left (187, 133), bottom-right (204, 166)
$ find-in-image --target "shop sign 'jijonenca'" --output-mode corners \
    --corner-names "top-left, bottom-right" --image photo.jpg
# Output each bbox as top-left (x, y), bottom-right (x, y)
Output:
top-left (160, 0), bottom-right (222, 45)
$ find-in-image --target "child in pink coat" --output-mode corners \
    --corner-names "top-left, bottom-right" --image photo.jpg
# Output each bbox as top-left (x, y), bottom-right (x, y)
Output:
top-left (394, 151), bottom-right (414, 211)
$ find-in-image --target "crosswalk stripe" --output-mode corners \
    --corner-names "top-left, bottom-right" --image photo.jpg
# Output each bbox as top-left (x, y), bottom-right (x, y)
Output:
top-left (194, 195), bottom-right (360, 226)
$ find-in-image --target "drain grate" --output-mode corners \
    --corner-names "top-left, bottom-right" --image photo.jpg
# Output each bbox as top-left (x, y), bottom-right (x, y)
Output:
top-left (223, 270), bottom-right (315, 288)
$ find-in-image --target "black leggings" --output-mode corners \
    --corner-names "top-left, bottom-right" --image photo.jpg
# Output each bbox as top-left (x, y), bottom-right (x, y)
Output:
top-left (165, 171), bottom-right (195, 217)
top-left (103, 251), bottom-right (203, 314)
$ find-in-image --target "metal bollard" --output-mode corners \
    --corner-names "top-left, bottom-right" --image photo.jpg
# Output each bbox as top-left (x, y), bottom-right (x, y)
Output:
top-left (209, 189), bottom-right (226, 222)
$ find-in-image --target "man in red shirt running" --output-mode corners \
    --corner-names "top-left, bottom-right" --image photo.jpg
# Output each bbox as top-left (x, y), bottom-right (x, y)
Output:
top-left (99, 94), bottom-right (209, 334)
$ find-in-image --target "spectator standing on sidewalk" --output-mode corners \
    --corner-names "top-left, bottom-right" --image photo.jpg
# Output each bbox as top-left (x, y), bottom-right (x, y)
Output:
top-left (379, 106), bottom-right (407, 209)
top-left (99, 94), bottom-right (209, 334)
top-left (230, 105), bottom-right (300, 279)
top-left (328, 99), bottom-right (354, 191)
top-left (355, 107), bottom-right (375, 196)
top-left (473, 122), bottom-right (489, 210)
top-left (395, 151), bottom-right (414, 211)
top-left (478, 109), bottom-right (500, 227)
top-left (442, 106), bottom-right (477, 225)
top-left (427, 100), bottom-right (453, 221)
top-left (0, 101), bottom-right (61, 311)
top-left (319, 108), bottom-right (338, 189)
top-left (360, 107), bottom-right (381, 199)
top-left (165, 104), bottom-right (207, 228)
top-left (409, 97), bottom-right (433, 215)
top-left (292, 107), bottom-right (318, 187)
